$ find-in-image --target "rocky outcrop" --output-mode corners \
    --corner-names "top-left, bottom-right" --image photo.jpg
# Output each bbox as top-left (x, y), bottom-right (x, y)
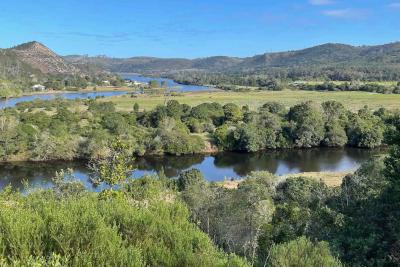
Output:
top-left (11, 41), bottom-right (79, 74)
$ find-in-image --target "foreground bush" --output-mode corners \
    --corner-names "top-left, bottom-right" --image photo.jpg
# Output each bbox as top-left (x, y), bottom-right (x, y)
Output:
top-left (267, 237), bottom-right (342, 267)
top-left (0, 183), bottom-right (247, 267)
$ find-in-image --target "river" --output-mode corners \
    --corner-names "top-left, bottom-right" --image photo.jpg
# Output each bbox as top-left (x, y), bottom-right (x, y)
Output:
top-left (120, 74), bottom-right (210, 92)
top-left (0, 77), bottom-right (384, 191)
top-left (0, 148), bottom-right (383, 191)
top-left (0, 75), bottom-right (210, 109)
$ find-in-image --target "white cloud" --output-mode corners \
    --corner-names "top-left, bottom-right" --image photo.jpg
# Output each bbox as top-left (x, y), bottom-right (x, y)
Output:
top-left (388, 2), bottom-right (400, 8)
top-left (309, 0), bottom-right (335, 6)
top-left (322, 8), bottom-right (368, 19)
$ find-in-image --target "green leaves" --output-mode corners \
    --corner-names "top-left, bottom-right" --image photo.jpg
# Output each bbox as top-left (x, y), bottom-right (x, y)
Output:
top-left (267, 237), bottom-right (342, 267)
top-left (0, 175), bottom-right (248, 266)
top-left (89, 139), bottom-right (133, 190)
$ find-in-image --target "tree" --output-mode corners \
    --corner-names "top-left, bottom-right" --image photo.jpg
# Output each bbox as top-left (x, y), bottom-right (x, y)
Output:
top-left (150, 105), bottom-right (169, 127)
top-left (177, 168), bottom-right (205, 191)
top-left (323, 119), bottom-right (348, 147)
top-left (322, 101), bottom-right (346, 121)
top-left (0, 113), bottom-right (19, 159)
top-left (166, 100), bottom-right (183, 119)
top-left (214, 124), bottom-right (235, 150)
top-left (88, 100), bottom-right (116, 113)
top-left (347, 113), bottom-right (384, 148)
top-left (101, 112), bottom-right (128, 134)
top-left (260, 102), bottom-right (285, 115)
top-left (223, 103), bottom-right (243, 122)
top-left (185, 117), bottom-right (203, 133)
top-left (260, 79), bottom-right (282, 91)
top-left (266, 237), bottom-right (342, 267)
top-left (89, 139), bottom-right (133, 194)
top-left (190, 102), bottom-right (224, 123)
top-left (234, 124), bottom-right (276, 152)
top-left (133, 102), bottom-right (139, 112)
top-left (149, 80), bottom-right (160, 88)
top-left (288, 102), bottom-right (325, 147)
top-left (383, 145), bottom-right (400, 265)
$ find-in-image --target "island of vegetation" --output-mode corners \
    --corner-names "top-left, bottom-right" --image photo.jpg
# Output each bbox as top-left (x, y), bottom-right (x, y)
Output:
top-left (0, 98), bottom-right (398, 162)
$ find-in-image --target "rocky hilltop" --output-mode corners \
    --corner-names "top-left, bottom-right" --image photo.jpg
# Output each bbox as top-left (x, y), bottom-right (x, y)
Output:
top-left (11, 41), bottom-right (79, 74)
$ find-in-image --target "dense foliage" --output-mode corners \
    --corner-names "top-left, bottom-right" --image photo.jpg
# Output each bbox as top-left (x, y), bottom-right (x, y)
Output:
top-left (75, 42), bottom-right (400, 82)
top-left (0, 117), bottom-right (399, 266)
top-left (170, 71), bottom-right (400, 94)
top-left (0, 175), bottom-right (246, 266)
top-left (267, 237), bottom-right (342, 267)
top-left (0, 99), bottom-right (397, 161)
top-left (179, 137), bottom-right (400, 266)
top-left (294, 81), bottom-right (400, 94)
top-left (0, 72), bottom-right (124, 98)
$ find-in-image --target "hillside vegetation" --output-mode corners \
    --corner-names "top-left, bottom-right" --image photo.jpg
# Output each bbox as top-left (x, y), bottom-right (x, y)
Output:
top-left (65, 42), bottom-right (400, 81)
top-left (3, 41), bottom-right (400, 98)
top-left (0, 42), bottom-right (122, 97)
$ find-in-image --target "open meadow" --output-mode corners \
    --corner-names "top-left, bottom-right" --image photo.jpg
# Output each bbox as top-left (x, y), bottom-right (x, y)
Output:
top-left (102, 89), bottom-right (400, 112)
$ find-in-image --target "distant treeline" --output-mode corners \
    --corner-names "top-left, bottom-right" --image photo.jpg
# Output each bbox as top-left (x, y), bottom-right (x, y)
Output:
top-left (295, 81), bottom-right (400, 94)
top-left (0, 73), bottom-right (125, 98)
top-left (42, 73), bottom-right (125, 90)
top-left (169, 70), bottom-right (400, 93)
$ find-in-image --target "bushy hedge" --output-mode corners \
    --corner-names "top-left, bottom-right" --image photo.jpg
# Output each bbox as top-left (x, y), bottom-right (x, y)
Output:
top-left (0, 178), bottom-right (247, 266)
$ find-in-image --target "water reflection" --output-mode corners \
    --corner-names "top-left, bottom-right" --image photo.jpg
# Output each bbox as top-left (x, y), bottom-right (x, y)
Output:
top-left (0, 148), bottom-right (385, 191)
top-left (213, 148), bottom-right (380, 177)
top-left (1, 75), bottom-right (210, 109)
top-left (0, 91), bottom-right (129, 109)
top-left (135, 154), bottom-right (205, 177)
top-left (121, 74), bottom-right (210, 92)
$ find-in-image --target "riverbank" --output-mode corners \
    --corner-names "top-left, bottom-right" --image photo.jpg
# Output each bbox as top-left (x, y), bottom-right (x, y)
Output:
top-left (1, 85), bottom-right (135, 99)
top-left (0, 148), bottom-right (380, 191)
top-left (219, 171), bottom-right (350, 189)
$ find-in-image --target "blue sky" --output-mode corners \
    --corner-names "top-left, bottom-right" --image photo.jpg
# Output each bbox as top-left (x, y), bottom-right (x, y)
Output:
top-left (1, 0), bottom-right (399, 58)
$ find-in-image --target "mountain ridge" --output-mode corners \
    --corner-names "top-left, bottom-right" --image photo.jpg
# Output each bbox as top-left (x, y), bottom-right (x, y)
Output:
top-left (63, 41), bottom-right (400, 75)
top-left (1, 40), bottom-right (400, 81)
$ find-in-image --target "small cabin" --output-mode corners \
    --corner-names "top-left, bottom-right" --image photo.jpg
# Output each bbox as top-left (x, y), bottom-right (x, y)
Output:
top-left (32, 84), bottom-right (46, 91)
top-left (132, 81), bottom-right (146, 86)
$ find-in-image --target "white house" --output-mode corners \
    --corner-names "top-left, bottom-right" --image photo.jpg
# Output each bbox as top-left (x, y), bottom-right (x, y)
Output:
top-left (32, 84), bottom-right (46, 91)
top-left (132, 81), bottom-right (147, 86)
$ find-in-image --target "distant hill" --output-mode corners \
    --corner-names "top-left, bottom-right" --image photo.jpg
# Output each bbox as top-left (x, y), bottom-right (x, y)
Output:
top-left (2, 40), bottom-right (400, 82)
top-left (0, 42), bottom-right (111, 97)
top-left (242, 43), bottom-right (400, 68)
top-left (0, 41), bottom-right (84, 86)
top-left (11, 41), bottom-right (80, 74)
top-left (64, 42), bottom-right (400, 80)
top-left (0, 48), bottom-right (41, 78)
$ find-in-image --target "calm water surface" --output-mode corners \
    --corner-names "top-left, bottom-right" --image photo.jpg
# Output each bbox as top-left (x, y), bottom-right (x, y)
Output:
top-left (0, 148), bottom-right (384, 191)
top-left (0, 75), bottom-right (209, 109)
top-left (121, 74), bottom-right (210, 92)
top-left (0, 78), bottom-right (383, 191)
top-left (0, 91), bottom-right (129, 109)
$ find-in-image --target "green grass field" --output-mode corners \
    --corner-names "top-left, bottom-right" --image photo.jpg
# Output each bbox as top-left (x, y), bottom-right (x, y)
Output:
top-left (102, 90), bottom-right (400, 112)
top-left (293, 80), bottom-right (399, 86)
